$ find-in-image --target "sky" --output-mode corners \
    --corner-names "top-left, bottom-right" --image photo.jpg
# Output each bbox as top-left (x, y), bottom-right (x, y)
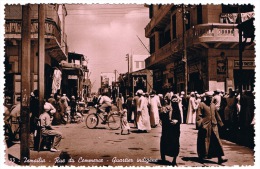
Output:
top-left (65, 4), bottom-right (150, 93)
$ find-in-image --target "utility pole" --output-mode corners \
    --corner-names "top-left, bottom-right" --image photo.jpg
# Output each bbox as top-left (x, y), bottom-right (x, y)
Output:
top-left (182, 4), bottom-right (188, 97)
top-left (126, 54), bottom-right (130, 95)
top-left (238, 7), bottom-right (243, 94)
top-left (20, 4), bottom-right (31, 165)
top-left (38, 4), bottom-right (45, 117)
top-left (114, 69), bottom-right (117, 83)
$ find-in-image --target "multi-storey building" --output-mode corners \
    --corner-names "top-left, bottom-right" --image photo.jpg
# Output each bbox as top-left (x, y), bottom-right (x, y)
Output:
top-left (60, 52), bottom-right (89, 100)
top-left (145, 4), bottom-right (255, 94)
top-left (4, 4), bottom-right (68, 104)
top-left (129, 54), bottom-right (153, 94)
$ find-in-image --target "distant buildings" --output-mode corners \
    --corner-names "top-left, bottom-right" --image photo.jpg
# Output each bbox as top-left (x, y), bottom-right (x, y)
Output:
top-left (118, 54), bottom-right (153, 96)
top-left (145, 4), bottom-right (255, 94)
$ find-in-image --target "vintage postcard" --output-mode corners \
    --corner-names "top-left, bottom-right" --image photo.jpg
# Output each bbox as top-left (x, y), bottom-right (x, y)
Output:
top-left (1, 0), bottom-right (258, 168)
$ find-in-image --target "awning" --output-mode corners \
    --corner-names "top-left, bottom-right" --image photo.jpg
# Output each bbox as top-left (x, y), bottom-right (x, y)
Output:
top-left (46, 40), bottom-right (67, 62)
top-left (60, 61), bottom-right (83, 76)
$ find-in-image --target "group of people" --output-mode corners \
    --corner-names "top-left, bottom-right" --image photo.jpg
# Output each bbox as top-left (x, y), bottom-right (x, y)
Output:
top-left (113, 87), bottom-right (255, 166)
top-left (158, 90), bottom-right (229, 166)
top-left (153, 88), bottom-right (254, 166)
top-left (4, 90), bottom-right (82, 152)
top-left (183, 88), bottom-right (255, 132)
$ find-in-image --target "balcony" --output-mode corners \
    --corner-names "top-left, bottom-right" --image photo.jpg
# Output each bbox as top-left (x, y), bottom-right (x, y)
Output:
top-left (145, 4), bottom-right (174, 37)
top-left (146, 23), bottom-right (243, 69)
top-left (186, 23), bottom-right (240, 48)
top-left (146, 38), bottom-right (182, 69)
top-left (5, 18), bottom-right (67, 61)
top-left (5, 19), bottom-right (61, 43)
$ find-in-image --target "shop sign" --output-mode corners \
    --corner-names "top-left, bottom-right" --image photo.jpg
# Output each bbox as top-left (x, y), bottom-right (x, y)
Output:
top-left (217, 59), bottom-right (227, 75)
top-left (68, 75), bottom-right (78, 79)
top-left (234, 60), bottom-right (255, 67)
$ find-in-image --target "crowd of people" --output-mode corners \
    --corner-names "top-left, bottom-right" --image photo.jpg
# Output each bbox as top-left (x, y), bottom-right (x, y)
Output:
top-left (3, 87), bottom-right (255, 159)
top-left (104, 87), bottom-right (255, 166)
top-left (4, 89), bottom-right (84, 152)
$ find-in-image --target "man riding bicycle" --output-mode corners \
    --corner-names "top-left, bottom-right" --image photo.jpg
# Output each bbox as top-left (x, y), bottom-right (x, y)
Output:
top-left (97, 92), bottom-right (112, 124)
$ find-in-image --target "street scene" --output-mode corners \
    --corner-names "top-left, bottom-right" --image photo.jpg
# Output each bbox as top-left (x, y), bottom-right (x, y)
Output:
top-left (6, 107), bottom-right (254, 167)
top-left (2, 2), bottom-right (257, 168)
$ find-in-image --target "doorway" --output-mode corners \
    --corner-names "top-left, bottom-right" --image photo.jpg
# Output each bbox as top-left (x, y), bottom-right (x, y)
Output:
top-left (234, 69), bottom-right (255, 91)
top-left (189, 72), bottom-right (204, 93)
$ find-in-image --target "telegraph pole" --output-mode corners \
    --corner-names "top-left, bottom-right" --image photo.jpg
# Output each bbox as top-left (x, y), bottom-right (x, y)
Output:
top-left (38, 4), bottom-right (45, 117)
top-left (20, 4), bottom-right (31, 165)
top-left (126, 54), bottom-right (130, 95)
top-left (182, 4), bottom-right (188, 97)
top-left (238, 7), bottom-right (243, 94)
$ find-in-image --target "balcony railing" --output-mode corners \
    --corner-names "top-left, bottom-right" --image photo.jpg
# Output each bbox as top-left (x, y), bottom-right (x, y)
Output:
top-left (5, 19), bottom-right (62, 44)
top-left (186, 23), bottom-right (239, 46)
top-left (146, 23), bottom-right (240, 68)
top-left (145, 5), bottom-right (174, 37)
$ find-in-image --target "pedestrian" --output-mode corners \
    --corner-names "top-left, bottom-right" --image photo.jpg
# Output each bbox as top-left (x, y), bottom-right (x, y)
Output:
top-left (239, 91), bottom-right (255, 129)
top-left (186, 92), bottom-right (198, 124)
top-left (39, 102), bottom-right (62, 152)
top-left (58, 96), bottom-right (68, 124)
top-left (224, 89), bottom-right (237, 131)
top-left (120, 104), bottom-right (130, 135)
top-left (51, 95), bottom-right (63, 125)
top-left (136, 89), bottom-right (151, 132)
top-left (30, 90), bottom-right (40, 147)
top-left (196, 91), bottom-right (228, 164)
top-left (10, 98), bottom-right (21, 140)
top-left (61, 93), bottom-right (70, 108)
top-left (48, 93), bottom-right (56, 106)
top-left (149, 90), bottom-right (161, 128)
top-left (132, 92), bottom-right (140, 128)
top-left (159, 94), bottom-right (181, 166)
top-left (212, 89), bottom-right (222, 111)
top-left (176, 93), bottom-right (183, 124)
top-left (98, 92), bottom-right (112, 124)
top-left (116, 93), bottom-right (124, 111)
top-left (126, 93), bottom-right (133, 122)
top-left (4, 105), bottom-right (11, 140)
top-left (180, 91), bottom-right (188, 124)
top-left (70, 96), bottom-right (77, 122)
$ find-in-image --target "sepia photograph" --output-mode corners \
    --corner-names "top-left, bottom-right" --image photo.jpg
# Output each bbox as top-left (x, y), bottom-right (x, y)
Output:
top-left (1, 0), bottom-right (258, 168)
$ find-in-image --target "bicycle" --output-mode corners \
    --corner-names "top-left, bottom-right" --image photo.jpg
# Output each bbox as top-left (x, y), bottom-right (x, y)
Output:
top-left (85, 106), bottom-right (121, 130)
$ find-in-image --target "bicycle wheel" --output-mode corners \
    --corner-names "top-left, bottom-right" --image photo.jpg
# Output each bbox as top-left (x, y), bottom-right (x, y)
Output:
top-left (85, 113), bottom-right (99, 129)
top-left (107, 114), bottom-right (120, 130)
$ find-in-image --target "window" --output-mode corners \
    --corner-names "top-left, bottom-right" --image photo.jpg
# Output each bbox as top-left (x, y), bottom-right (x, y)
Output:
top-left (141, 61), bottom-right (145, 68)
top-left (135, 61), bottom-right (139, 69)
top-left (185, 12), bottom-right (191, 31)
top-left (172, 14), bottom-right (177, 39)
top-left (159, 29), bottom-right (171, 48)
top-left (150, 35), bottom-right (155, 54)
top-left (149, 5), bottom-right (154, 19)
top-left (197, 5), bottom-right (202, 24)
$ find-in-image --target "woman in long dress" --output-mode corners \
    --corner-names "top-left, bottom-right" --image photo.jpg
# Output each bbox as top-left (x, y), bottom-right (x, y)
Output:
top-left (186, 92), bottom-right (198, 124)
top-left (160, 95), bottom-right (181, 166)
top-left (149, 91), bottom-right (161, 128)
top-left (136, 90), bottom-right (151, 132)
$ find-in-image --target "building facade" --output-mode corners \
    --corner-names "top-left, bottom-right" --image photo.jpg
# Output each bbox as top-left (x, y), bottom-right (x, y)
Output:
top-left (4, 4), bottom-right (68, 104)
top-left (60, 52), bottom-right (89, 100)
top-left (145, 4), bottom-right (255, 94)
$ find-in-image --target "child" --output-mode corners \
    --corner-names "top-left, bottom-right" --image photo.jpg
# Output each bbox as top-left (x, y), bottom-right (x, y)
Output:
top-left (121, 104), bottom-right (130, 135)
